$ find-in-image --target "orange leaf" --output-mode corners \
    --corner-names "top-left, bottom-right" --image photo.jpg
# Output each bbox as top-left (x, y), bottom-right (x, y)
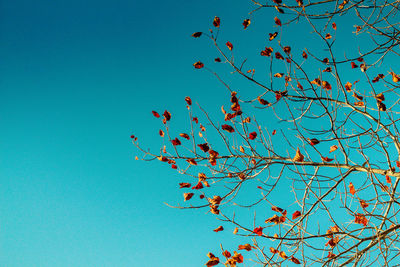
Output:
top-left (222, 124), bottom-right (235, 133)
top-left (302, 51), bottom-right (308, 59)
top-left (355, 213), bottom-right (368, 226)
top-left (213, 16), bottom-right (220, 27)
top-left (321, 156), bottom-right (333, 162)
top-left (179, 133), bottom-right (190, 140)
top-left (386, 175), bottom-right (392, 184)
top-left (360, 199), bottom-right (369, 208)
top-left (183, 192), bottom-right (194, 201)
top-left (293, 148), bottom-right (304, 162)
top-left (329, 145), bottom-right (338, 153)
top-left (260, 47), bottom-right (273, 56)
top-left (249, 132), bottom-right (257, 140)
top-left (233, 227), bottom-right (239, 234)
top-left (290, 256), bottom-right (301, 264)
top-left (345, 82), bottom-right (352, 92)
top-left (238, 244), bottom-right (253, 251)
top-left (206, 257), bottom-right (220, 267)
top-left (349, 182), bottom-right (356, 195)
top-left (292, 210), bottom-right (301, 220)
top-left (213, 226), bottom-right (224, 232)
top-left (226, 41), bottom-right (233, 51)
top-left (193, 61), bottom-right (204, 69)
top-left (179, 182), bottom-right (191, 188)
top-left (222, 250), bottom-right (231, 258)
top-left (191, 32), bottom-right (202, 38)
top-left (279, 251), bottom-right (289, 259)
top-left (269, 32), bottom-right (278, 41)
top-left (274, 17), bottom-right (281, 26)
top-left (185, 96), bottom-right (192, 105)
top-left (242, 19), bottom-right (251, 29)
top-left (192, 181), bottom-right (203, 190)
top-left (275, 52), bottom-right (284, 60)
top-left (332, 22), bottom-right (337, 30)
top-left (253, 227), bottom-right (263, 236)
top-left (171, 138), bottom-right (181, 146)
top-left (325, 33), bottom-right (332, 39)
top-left (159, 130), bottom-right (165, 137)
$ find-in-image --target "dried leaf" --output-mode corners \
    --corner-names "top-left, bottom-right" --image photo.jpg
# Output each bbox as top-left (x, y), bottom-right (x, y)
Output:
top-left (222, 124), bottom-right (235, 133)
top-left (269, 32), bottom-right (278, 41)
top-left (360, 199), bottom-right (369, 208)
top-left (184, 193), bottom-right (194, 201)
top-left (226, 41), bottom-right (233, 51)
top-left (238, 244), bottom-right (253, 251)
top-left (329, 145), bottom-right (338, 153)
top-left (152, 111), bottom-right (160, 118)
top-left (249, 132), bottom-right (257, 140)
top-left (261, 47), bottom-right (273, 56)
top-left (213, 16), bottom-right (220, 27)
top-left (253, 227), bottom-right (263, 236)
top-left (191, 32), bottom-right (202, 38)
top-left (274, 17), bottom-right (281, 26)
top-left (193, 61), bottom-right (204, 69)
top-left (179, 182), bottom-right (191, 188)
top-left (349, 182), bottom-right (356, 195)
top-left (213, 226), bottom-right (224, 232)
top-left (242, 19), bottom-right (251, 29)
top-left (293, 148), bottom-right (304, 162)
top-left (292, 211), bottom-right (301, 220)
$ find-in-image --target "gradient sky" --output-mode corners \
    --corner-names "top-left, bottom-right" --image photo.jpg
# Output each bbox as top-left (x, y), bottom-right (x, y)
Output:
top-left (0, 0), bottom-right (384, 266)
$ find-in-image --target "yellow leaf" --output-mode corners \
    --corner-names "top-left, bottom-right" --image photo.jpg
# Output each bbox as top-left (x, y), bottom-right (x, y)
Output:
top-left (329, 145), bottom-right (338, 153)
top-left (293, 148), bottom-right (304, 162)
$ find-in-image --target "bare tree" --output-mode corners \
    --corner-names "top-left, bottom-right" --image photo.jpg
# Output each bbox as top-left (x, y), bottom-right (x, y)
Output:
top-left (132, 0), bottom-right (400, 266)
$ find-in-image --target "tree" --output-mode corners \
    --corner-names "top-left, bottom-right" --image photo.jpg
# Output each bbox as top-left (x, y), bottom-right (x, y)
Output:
top-left (132, 0), bottom-right (400, 266)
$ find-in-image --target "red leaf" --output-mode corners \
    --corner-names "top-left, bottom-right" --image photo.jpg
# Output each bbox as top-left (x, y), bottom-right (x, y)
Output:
top-left (183, 193), bottom-right (194, 201)
top-left (351, 62), bottom-right (358, 68)
top-left (274, 17), bottom-right (281, 26)
top-left (193, 61), bottom-right (204, 69)
top-left (321, 156), bottom-right (333, 162)
top-left (355, 213), bottom-right (368, 226)
top-left (253, 227), bottom-right (263, 236)
top-left (179, 182), bottom-right (191, 188)
top-left (386, 175), bottom-right (392, 184)
top-left (272, 206), bottom-right (283, 213)
top-left (171, 164), bottom-right (177, 169)
top-left (192, 117), bottom-right (198, 123)
top-left (222, 250), bottom-right (231, 258)
top-left (360, 199), bottom-right (369, 208)
top-left (332, 22), bottom-right (337, 30)
top-left (272, 130), bottom-right (277, 135)
top-left (192, 181), bottom-right (204, 190)
top-left (242, 19), bottom-right (251, 29)
top-left (222, 124), bottom-right (235, 133)
top-left (185, 96), bottom-right (192, 105)
top-left (249, 132), bottom-right (257, 140)
top-left (275, 52), bottom-right (284, 60)
top-left (226, 41), bottom-right (233, 51)
top-left (349, 182), bottom-right (356, 195)
top-left (213, 16), bottom-right (220, 27)
top-left (191, 32), bottom-right (202, 38)
top-left (290, 257), bottom-right (301, 264)
top-left (186, 158), bottom-right (197, 165)
top-left (214, 57), bottom-right (221, 62)
top-left (171, 138), bottom-right (181, 146)
top-left (292, 210), bottom-right (301, 220)
top-left (159, 130), bottom-right (165, 137)
top-left (152, 111), bottom-right (160, 118)
top-left (179, 133), bottom-right (190, 140)
top-left (302, 51), bottom-right (308, 59)
top-left (308, 138), bottom-right (319, 146)
top-left (238, 244), bottom-right (253, 251)
top-left (213, 226), bottom-right (224, 232)
top-left (198, 143), bottom-right (210, 153)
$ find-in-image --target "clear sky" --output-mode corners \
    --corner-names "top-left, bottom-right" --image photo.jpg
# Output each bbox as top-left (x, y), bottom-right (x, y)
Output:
top-left (0, 0), bottom-right (388, 266)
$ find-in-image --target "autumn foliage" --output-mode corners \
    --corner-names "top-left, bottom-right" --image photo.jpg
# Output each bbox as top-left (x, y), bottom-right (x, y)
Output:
top-left (133, 0), bottom-right (400, 266)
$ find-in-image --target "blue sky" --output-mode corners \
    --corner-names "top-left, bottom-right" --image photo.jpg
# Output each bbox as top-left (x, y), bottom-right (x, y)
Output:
top-left (1, 0), bottom-right (392, 266)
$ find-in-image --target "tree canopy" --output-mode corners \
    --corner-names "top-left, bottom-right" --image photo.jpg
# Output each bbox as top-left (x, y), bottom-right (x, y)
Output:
top-left (133, 0), bottom-right (400, 265)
